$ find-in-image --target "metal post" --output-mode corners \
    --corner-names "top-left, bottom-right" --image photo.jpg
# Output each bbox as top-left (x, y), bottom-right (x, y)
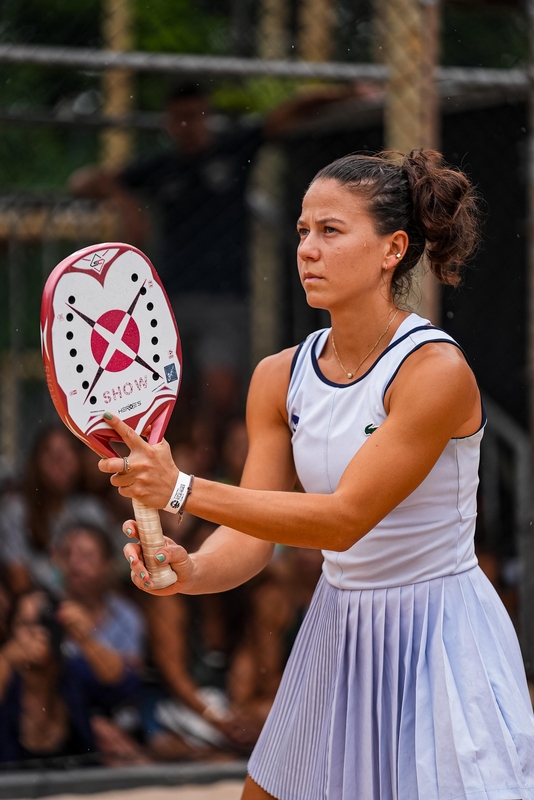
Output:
top-left (257, 0), bottom-right (289, 60)
top-left (381, 0), bottom-right (441, 324)
top-left (249, 0), bottom-right (289, 369)
top-left (298, 0), bottom-right (336, 62)
top-left (101, 0), bottom-right (134, 167)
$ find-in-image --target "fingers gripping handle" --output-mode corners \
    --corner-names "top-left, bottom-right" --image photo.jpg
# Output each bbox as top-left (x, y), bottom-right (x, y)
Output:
top-left (132, 499), bottom-right (178, 589)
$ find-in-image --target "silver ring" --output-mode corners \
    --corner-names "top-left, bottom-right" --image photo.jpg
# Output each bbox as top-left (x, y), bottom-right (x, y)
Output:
top-left (120, 456), bottom-right (130, 475)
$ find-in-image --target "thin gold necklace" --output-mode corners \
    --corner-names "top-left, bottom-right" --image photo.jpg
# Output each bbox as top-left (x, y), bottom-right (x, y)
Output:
top-left (331, 309), bottom-right (400, 380)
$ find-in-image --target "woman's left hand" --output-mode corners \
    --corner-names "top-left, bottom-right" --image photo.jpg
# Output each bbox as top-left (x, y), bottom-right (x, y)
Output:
top-left (98, 413), bottom-right (179, 509)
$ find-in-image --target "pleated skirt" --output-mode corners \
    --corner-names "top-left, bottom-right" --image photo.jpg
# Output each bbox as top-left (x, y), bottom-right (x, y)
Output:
top-left (248, 567), bottom-right (534, 800)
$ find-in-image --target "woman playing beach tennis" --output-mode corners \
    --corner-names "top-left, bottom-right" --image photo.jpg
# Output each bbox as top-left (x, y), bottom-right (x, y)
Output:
top-left (100, 150), bottom-right (534, 800)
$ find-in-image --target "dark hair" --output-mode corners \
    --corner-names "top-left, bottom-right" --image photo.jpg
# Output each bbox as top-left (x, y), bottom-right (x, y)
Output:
top-left (24, 425), bottom-right (81, 551)
top-left (59, 523), bottom-right (115, 561)
top-left (166, 81), bottom-right (208, 105)
top-left (313, 149), bottom-right (481, 303)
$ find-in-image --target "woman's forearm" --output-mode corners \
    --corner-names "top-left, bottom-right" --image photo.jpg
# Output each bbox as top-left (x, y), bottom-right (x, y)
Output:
top-left (186, 480), bottom-right (355, 553)
top-left (185, 526), bottom-right (275, 595)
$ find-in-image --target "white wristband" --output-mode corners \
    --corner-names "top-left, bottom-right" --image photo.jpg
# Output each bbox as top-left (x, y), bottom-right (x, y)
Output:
top-left (164, 471), bottom-right (193, 514)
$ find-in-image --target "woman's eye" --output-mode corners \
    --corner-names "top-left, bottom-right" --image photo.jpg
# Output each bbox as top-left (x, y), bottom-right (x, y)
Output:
top-left (297, 228), bottom-right (308, 237)
top-left (324, 226), bottom-right (337, 234)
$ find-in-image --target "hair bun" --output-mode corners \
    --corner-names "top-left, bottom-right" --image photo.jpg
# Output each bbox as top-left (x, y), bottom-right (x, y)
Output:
top-left (402, 149), bottom-right (480, 286)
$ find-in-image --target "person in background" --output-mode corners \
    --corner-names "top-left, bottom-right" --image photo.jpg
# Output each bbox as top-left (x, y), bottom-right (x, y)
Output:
top-left (144, 518), bottom-right (287, 760)
top-left (0, 590), bottom-right (96, 767)
top-left (69, 81), bottom-right (364, 443)
top-left (55, 523), bottom-right (147, 766)
top-left (0, 426), bottom-right (114, 596)
top-left (55, 524), bottom-right (144, 700)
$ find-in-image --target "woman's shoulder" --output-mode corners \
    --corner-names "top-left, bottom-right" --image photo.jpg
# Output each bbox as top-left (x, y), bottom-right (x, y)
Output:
top-left (250, 346), bottom-right (300, 393)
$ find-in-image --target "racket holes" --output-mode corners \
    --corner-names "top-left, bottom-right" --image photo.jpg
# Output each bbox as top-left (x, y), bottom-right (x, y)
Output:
top-left (147, 302), bottom-right (154, 311)
top-left (150, 319), bottom-right (157, 328)
top-left (89, 396), bottom-right (97, 405)
top-left (66, 331), bottom-right (73, 340)
top-left (76, 365), bottom-right (84, 373)
top-left (152, 373), bottom-right (159, 381)
top-left (68, 295), bottom-right (75, 304)
top-left (151, 336), bottom-right (158, 345)
top-left (131, 273), bottom-right (138, 282)
top-left (66, 313), bottom-right (73, 322)
top-left (140, 286), bottom-right (147, 295)
top-left (69, 349), bottom-right (77, 357)
top-left (82, 381), bottom-right (89, 390)
top-left (153, 354), bottom-right (160, 363)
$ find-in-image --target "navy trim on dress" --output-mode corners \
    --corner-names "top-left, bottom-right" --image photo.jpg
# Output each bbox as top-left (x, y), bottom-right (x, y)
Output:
top-left (381, 339), bottom-right (467, 401)
top-left (290, 340), bottom-right (307, 379)
top-left (380, 339), bottom-right (486, 438)
top-left (311, 325), bottom-right (443, 389)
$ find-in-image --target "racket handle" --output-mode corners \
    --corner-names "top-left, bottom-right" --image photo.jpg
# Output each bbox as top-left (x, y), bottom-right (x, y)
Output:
top-left (132, 499), bottom-right (178, 590)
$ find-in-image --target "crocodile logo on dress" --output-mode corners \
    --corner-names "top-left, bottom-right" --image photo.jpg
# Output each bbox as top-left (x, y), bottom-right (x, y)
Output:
top-left (364, 423), bottom-right (379, 435)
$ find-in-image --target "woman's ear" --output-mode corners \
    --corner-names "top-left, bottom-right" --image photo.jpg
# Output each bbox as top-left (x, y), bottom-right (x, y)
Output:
top-left (383, 231), bottom-right (409, 270)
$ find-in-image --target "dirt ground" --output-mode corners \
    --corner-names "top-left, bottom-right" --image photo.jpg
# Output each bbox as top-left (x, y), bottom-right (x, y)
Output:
top-left (42, 783), bottom-right (244, 800)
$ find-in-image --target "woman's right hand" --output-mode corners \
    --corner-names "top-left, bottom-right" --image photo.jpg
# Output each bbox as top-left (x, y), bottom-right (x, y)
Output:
top-left (123, 521), bottom-right (195, 595)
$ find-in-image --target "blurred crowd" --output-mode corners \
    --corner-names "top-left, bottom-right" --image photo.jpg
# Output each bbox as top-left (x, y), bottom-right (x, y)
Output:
top-left (0, 420), bottom-right (323, 770)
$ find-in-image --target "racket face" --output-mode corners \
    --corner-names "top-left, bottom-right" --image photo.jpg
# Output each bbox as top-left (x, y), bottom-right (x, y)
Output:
top-left (41, 243), bottom-right (181, 458)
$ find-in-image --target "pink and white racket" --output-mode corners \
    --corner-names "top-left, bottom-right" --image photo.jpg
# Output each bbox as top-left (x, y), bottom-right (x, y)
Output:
top-left (41, 243), bottom-right (181, 589)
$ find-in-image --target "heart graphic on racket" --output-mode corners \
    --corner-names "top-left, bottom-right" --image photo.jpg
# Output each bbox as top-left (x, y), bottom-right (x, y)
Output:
top-left (41, 243), bottom-right (182, 589)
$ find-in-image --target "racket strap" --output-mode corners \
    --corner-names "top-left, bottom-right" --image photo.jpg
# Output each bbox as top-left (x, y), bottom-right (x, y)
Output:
top-left (165, 471), bottom-right (194, 518)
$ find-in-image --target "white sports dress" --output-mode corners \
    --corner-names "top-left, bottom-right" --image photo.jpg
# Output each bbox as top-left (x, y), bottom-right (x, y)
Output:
top-left (248, 313), bottom-right (534, 800)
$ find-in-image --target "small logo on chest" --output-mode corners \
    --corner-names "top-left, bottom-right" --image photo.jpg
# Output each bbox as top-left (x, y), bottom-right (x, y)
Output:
top-left (364, 423), bottom-right (379, 435)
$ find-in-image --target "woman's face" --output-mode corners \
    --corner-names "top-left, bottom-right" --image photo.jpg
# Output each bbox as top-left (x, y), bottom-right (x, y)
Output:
top-left (297, 178), bottom-right (396, 311)
top-left (36, 430), bottom-right (80, 494)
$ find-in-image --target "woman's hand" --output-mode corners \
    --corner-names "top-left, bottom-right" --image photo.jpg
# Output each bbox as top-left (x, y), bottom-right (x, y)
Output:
top-left (123, 521), bottom-right (196, 595)
top-left (98, 413), bottom-right (179, 509)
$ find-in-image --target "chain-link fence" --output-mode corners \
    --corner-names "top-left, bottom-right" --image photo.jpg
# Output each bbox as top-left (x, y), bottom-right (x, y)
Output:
top-left (0, 0), bottom-right (532, 774)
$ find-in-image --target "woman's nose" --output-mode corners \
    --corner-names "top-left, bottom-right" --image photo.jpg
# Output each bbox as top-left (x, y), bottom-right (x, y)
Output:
top-left (298, 236), bottom-right (320, 261)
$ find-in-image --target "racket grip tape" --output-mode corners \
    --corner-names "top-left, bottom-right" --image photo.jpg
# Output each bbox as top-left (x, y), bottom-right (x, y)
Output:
top-left (131, 499), bottom-right (178, 590)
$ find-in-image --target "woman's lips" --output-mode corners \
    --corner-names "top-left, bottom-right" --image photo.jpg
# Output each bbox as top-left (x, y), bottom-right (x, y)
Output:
top-left (303, 273), bottom-right (323, 283)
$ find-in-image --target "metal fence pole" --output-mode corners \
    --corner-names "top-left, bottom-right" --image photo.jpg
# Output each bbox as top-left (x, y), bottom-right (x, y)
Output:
top-left (249, 1), bottom-right (289, 369)
top-left (298, 0), bottom-right (336, 62)
top-left (257, 0), bottom-right (289, 59)
top-left (101, 0), bottom-right (134, 168)
top-left (381, 0), bottom-right (441, 324)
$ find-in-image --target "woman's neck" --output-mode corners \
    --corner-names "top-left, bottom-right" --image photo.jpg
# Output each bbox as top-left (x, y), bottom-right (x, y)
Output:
top-left (326, 300), bottom-right (407, 380)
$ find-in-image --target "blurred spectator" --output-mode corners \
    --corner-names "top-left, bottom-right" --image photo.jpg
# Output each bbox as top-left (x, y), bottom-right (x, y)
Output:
top-left (55, 524), bottom-right (144, 700)
top-left (55, 524), bottom-right (148, 766)
top-left (0, 426), bottom-right (115, 596)
top-left (0, 590), bottom-right (96, 767)
top-left (69, 82), bottom-right (358, 441)
top-left (143, 520), bottom-right (285, 758)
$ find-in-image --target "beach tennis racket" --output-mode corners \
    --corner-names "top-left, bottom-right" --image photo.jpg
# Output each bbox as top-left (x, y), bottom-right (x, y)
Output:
top-left (41, 243), bottom-right (181, 589)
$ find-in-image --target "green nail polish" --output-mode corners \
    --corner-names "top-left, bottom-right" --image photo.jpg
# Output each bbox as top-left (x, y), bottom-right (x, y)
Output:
top-left (129, 556), bottom-right (134, 565)
top-left (126, 528), bottom-right (133, 536)
top-left (144, 582), bottom-right (151, 588)
top-left (140, 572), bottom-right (146, 579)
top-left (104, 411), bottom-right (113, 420)
top-left (156, 554), bottom-right (166, 563)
